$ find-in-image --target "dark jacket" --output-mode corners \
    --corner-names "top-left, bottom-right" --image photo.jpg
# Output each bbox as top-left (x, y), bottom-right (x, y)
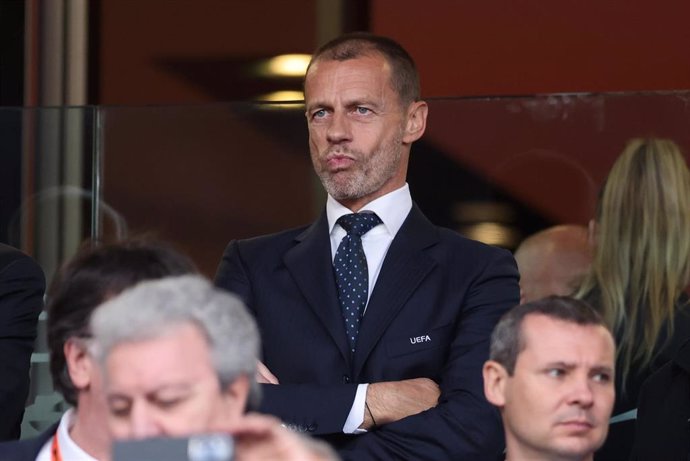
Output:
top-left (631, 338), bottom-right (690, 461)
top-left (216, 205), bottom-right (520, 460)
top-left (0, 423), bottom-right (58, 460)
top-left (0, 244), bottom-right (45, 441)
top-left (586, 292), bottom-right (690, 461)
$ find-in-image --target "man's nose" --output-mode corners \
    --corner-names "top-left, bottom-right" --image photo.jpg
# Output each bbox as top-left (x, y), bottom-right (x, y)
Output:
top-left (326, 112), bottom-right (352, 144)
top-left (129, 403), bottom-right (162, 439)
top-left (568, 377), bottom-right (595, 408)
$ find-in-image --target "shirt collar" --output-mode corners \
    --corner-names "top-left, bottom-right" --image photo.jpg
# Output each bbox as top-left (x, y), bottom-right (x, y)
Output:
top-left (56, 409), bottom-right (100, 461)
top-left (326, 183), bottom-right (412, 237)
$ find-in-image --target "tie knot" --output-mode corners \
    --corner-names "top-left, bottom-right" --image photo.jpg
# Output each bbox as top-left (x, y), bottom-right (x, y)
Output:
top-left (337, 213), bottom-right (382, 237)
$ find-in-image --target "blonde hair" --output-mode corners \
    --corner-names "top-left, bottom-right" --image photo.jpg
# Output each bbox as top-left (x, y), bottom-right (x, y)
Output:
top-left (576, 138), bottom-right (690, 383)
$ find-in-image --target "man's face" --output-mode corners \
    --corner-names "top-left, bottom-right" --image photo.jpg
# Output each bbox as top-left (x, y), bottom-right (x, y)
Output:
top-left (103, 323), bottom-right (247, 439)
top-left (486, 314), bottom-right (615, 461)
top-left (304, 54), bottom-right (413, 210)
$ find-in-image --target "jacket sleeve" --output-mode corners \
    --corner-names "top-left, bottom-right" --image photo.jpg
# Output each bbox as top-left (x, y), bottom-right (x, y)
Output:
top-left (0, 252), bottom-right (45, 441)
top-left (215, 241), bottom-right (358, 435)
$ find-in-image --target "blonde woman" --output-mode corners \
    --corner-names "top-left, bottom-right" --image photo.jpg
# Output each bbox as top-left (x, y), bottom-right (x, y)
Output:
top-left (576, 138), bottom-right (690, 460)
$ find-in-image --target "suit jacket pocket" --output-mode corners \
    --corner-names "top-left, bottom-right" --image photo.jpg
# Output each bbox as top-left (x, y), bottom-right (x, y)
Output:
top-left (386, 323), bottom-right (452, 358)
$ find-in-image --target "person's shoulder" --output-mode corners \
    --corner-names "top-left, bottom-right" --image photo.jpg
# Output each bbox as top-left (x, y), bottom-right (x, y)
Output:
top-left (0, 244), bottom-right (43, 281)
top-left (0, 439), bottom-right (38, 459)
top-left (404, 207), bottom-right (515, 271)
top-left (417, 225), bottom-right (518, 285)
top-left (0, 244), bottom-right (29, 267)
top-left (222, 222), bottom-right (318, 264)
top-left (0, 423), bottom-right (57, 460)
top-left (236, 223), bottom-right (315, 249)
top-left (407, 206), bottom-right (509, 255)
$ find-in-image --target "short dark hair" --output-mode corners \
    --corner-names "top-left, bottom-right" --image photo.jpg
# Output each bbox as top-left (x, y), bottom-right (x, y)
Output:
top-left (490, 296), bottom-right (608, 375)
top-left (305, 32), bottom-right (420, 106)
top-left (47, 239), bottom-right (197, 405)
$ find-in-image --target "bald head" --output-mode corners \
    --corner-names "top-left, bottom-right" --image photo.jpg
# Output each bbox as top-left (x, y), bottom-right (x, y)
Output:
top-left (515, 225), bottom-right (592, 304)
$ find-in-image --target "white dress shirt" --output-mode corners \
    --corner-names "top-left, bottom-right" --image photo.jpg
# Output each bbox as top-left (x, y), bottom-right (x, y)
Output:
top-left (326, 184), bottom-right (413, 433)
top-left (36, 409), bottom-right (99, 461)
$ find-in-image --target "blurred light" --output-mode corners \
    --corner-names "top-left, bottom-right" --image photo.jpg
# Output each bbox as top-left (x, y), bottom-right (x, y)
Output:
top-left (256, 90), bottom-right (304, 102)
top-left (453, 201), bottom-right (516, 223)
top-left (459, 222), bottom-right (520, 247)
top-left (259, 54), bottom-right (311, 77)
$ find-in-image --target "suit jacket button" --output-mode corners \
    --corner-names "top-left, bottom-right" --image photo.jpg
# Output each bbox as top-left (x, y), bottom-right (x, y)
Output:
top-left (343, 375), bottom-right (350, 383)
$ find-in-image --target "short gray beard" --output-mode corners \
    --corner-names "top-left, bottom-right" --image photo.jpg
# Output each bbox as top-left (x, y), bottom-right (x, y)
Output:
top-left (316, 132), bottom-right (404, 202)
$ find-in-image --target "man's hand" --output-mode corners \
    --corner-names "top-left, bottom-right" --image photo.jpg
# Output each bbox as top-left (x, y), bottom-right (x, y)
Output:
top-left (257, 361), bottom-right (279, 384)
top-left (228, 413), bottom-right (338, 461)
top-left (361, 378), bottom-right (440, 430)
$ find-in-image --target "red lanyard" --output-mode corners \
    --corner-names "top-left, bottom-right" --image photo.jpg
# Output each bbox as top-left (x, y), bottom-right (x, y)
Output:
top-left (50, 435), bottom-right (62, 461)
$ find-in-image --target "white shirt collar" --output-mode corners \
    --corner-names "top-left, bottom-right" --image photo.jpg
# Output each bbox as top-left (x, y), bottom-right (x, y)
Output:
top-left (326, 184), bottom-right (412, 238)
top-left (56, 409), bottom-right (100, 461)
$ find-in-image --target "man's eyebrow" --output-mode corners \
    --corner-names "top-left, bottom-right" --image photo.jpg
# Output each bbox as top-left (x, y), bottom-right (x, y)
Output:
top-left (108, 382), bottom-right (192, 397)
top-left (590, 365), bottom-right (614, 375)
top-left (345, 98), bottom-right (383, 109)
top-left (145, 383), bottom-right (193, 395)
top-left (543, 361), bottom-right (576, 370)
top-left (306, 101), bottom-right (330, 110)
top-left (542, 361), bottom-right (615, 375)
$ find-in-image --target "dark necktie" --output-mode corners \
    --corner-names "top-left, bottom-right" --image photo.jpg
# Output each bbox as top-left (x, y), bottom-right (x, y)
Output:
top-left (334, 212), bottom-right (382, 354)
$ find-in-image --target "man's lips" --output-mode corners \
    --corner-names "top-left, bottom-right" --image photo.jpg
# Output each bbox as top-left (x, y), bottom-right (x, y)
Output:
top-left (325, 154), bottom-right (355, 170)
top-left (556, 419), bottom-right (594, 433)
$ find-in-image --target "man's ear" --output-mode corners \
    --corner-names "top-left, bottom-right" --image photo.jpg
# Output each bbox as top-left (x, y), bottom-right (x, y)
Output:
top-left (402, 100), bottom-right (428, 144)
top-left (221, 375), bottom-right (250, 420)
top-left (483, 360), bottom-right (508, 408)
top-left (64, 338), bottom-right (93, 390)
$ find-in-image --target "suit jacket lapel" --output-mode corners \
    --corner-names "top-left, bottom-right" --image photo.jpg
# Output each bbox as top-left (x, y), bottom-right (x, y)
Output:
top-left (283, 212), bottom-right (351, 365)
top-left (353, 204), bottom-right (439, 377)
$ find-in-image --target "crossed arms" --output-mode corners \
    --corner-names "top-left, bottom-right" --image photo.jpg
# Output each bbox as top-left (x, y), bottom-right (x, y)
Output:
top-left (216, 237), bottom-right (519, 460)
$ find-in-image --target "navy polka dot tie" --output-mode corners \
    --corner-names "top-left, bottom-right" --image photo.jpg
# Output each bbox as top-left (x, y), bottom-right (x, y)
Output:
top-left (334, 212), bottom-right (382, 354)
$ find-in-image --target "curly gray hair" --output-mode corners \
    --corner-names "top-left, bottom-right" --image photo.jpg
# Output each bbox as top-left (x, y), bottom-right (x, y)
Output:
top-left (89, 275), bottom-right (261, 408)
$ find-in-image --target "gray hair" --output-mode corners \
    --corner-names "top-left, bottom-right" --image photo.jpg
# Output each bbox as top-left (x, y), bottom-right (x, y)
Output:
top-left (89, 275), bottom-right (261, 408)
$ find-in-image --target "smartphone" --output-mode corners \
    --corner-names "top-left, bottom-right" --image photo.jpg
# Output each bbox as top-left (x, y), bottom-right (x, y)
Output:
top-left (112, 433), bottom-right (234, 461)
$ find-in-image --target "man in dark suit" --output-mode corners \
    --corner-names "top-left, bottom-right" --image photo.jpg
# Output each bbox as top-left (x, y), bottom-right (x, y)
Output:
top-left (215, 33), bottom-right (520, 460)
top-left (0, 243), bottom-right (44, 441)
